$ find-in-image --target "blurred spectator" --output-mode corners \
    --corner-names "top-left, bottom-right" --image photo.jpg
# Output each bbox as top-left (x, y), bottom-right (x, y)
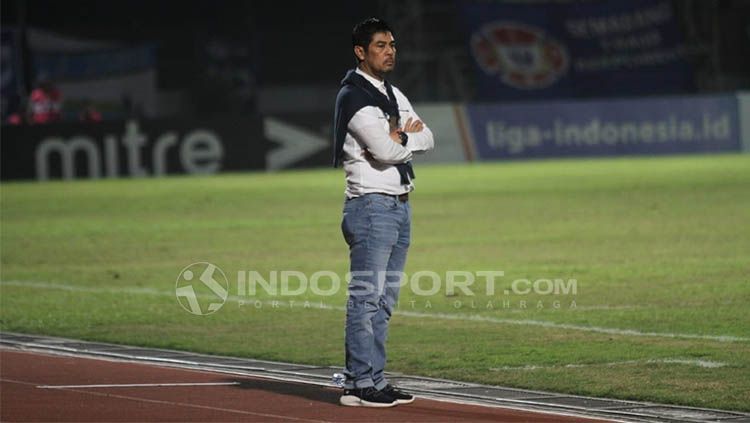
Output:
top-left (4, 94), bottom-right (26, 125)
top-left (28, 75), bottom-right (63, 124)
top-left (6, 112), bottom-right (25, 125)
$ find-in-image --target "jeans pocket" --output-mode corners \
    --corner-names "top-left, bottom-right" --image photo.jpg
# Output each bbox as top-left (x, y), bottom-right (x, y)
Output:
top-left (341, 217), bottom-right (352, 245)
top-left (342, 198), bottom-right (366, 245)
top-left (368, 195), bottom-right (397, 211)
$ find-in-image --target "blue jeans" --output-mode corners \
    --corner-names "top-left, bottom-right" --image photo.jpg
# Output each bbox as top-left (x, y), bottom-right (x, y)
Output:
top-left (341, 193), bottom-right (411, 390)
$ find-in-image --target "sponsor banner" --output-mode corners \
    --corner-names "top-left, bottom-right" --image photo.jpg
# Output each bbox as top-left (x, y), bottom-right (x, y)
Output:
top-left (461, 0), bottom-right (693, 100)
top-left (58, 71), bottom-right (157, 119)
top-left (34, 43), bottom-right (158, 118)
top-left (465, 94), bottom-right (741, 160)
top-left (0, 116), bottom-right (269, 181)
top-left (27, 27), bottom-right (115, 52)
top-left (262, 112), bottom-right (331, 170)
top-left (410, 104), bottom-right (469, 164)
top-left (739, 92), bottom-right (750, 152)
top-left (262, 104), bottom-right (470, 170)
top-left (34, 44), bottom-right (156, 81)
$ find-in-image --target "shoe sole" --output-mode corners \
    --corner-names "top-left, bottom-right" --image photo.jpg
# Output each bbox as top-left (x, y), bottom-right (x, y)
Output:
top-left (340, 395), bottom-right (397, 408)
top-left (395, 397), bottom-right (415, 405)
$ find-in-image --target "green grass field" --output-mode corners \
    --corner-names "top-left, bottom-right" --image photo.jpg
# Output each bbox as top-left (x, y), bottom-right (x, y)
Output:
top-left (1, 153), bottom-right (749, 411)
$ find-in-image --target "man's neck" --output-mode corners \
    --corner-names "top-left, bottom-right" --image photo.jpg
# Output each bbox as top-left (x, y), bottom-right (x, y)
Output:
top-left (357, 64), bottom-right (384, 82)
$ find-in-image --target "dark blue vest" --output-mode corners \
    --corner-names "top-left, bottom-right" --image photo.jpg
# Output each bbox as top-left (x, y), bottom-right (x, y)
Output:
top-left (333, 69), bottom-right (414, 184)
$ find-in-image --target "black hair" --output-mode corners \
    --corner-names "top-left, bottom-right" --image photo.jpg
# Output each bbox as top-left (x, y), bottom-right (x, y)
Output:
top-left (352, 18), bottom-right (394, 62)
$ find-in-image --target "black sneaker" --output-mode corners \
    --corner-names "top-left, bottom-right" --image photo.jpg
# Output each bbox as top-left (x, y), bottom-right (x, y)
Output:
top-left (382, 384), bottom-right (415, 404)
top-left (340, 387), bottom-right (398, 408)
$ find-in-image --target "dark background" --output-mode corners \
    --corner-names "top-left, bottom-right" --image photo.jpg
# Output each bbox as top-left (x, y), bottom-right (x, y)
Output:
top-left (4, 0), bottom-right (748, 117)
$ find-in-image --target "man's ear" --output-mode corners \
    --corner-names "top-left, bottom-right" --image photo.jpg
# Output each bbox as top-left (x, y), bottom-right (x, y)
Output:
top-left (354, 45), bottom-right (365, 62)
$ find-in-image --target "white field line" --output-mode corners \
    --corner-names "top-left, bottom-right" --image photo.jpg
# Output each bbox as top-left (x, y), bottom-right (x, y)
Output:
top-left (498, 304), bottom-right (646, 314)
top-left (490, 358), bottom-right (729, 372)
top-left (2, 280), bottom-right (748, 343)
top-left (571, 304), bottom-right (646, 311)
top-left (37, 382), bottom-right (241, 389)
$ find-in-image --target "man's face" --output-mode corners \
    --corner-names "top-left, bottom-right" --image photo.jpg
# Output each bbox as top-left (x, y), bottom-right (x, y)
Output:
top-left (356, 31), bottom-right (396, 76)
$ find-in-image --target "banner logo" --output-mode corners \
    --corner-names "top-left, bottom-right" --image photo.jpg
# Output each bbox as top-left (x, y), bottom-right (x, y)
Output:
top-left (471, 22), bottom-right (569, 89)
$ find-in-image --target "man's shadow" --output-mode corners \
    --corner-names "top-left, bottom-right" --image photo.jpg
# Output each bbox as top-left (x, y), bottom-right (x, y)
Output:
top-left (223, 377), bottom-right (340, 404)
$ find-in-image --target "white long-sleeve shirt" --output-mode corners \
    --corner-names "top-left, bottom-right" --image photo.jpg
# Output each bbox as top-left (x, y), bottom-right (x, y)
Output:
top-left (342, 68), bottom-right (434, 198)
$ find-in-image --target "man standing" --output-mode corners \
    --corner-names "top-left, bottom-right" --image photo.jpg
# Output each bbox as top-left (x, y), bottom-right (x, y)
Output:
top-left (333, 18), bottom-right (434, 408)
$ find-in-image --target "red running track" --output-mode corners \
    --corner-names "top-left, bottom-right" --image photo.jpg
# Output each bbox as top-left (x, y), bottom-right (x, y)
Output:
top-left (0, 348), bottom-right (610, 422)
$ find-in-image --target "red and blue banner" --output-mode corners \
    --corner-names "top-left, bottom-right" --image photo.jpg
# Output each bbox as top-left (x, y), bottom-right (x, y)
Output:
top-left (461, 0), bottom-right (694, 100)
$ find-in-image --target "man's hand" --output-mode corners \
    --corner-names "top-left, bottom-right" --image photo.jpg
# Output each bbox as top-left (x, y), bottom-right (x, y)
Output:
top-left (390, 117), bottom-right (424, 144)
top-left (389, 127), bottom-right (403, 144)
top-left (402, 117), bottom-right (424, 133)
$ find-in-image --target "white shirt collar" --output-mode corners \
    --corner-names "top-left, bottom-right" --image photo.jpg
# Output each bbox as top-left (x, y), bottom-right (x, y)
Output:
top-left (355, 67), bottom-right (387, 94)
